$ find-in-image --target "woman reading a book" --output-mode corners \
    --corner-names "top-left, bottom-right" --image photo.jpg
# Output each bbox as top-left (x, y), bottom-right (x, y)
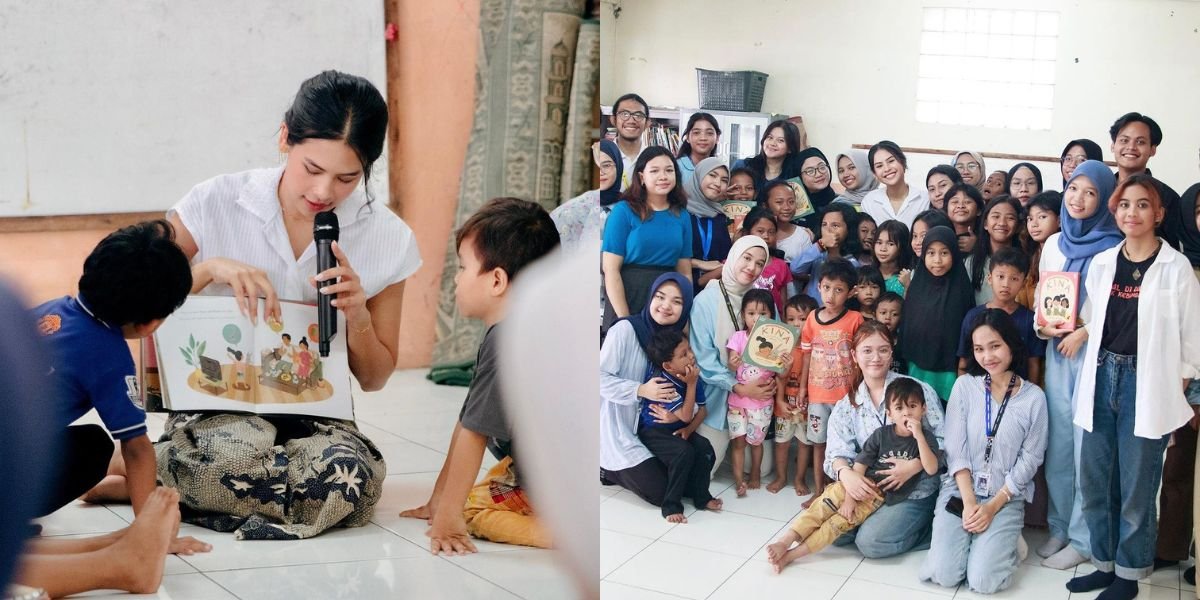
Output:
top-left (117, 71), bottom-right (420, 540)
top-left (1031, 159), bottom-right (1121, 569)
top-left (1065, 175), bottom-right (1200, 599)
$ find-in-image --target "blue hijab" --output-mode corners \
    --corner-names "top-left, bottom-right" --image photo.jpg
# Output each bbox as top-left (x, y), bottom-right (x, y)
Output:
top-left (599, 139), bottom-right (623, 207)
top-left (624, 272), bottom-right (693, 351)
top-left (1058, 160), bottom-right (1122, 294)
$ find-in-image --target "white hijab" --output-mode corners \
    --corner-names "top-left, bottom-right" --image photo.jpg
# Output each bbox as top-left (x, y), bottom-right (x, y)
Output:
top-left (702, 235), bottom-right (769, 362)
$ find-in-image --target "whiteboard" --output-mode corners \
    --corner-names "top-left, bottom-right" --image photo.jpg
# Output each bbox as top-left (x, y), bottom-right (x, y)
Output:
top-left (0, 2), bottom-right (387, 217)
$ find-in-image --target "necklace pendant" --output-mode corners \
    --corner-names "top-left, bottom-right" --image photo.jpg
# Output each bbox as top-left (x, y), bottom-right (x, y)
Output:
top-left (1133, 268), bottom-right (1142, 281)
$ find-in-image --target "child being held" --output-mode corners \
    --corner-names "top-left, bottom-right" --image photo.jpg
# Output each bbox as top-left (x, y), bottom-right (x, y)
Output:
top-left (875, 291), bottom-right (908, 375)
top-left (851, 265), bottom-right (884, 320)
top-left (726, 288), bottom-right (793, 497)
top-left (637, 329), bottom-right (722, 522)
top-left (769, 293), bottom-right (818, 495)
top-left (766, 377), bottom-right (939, 573)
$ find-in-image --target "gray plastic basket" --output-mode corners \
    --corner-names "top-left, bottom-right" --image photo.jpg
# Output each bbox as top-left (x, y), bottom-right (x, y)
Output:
top-left (696, 69), bottom-right (768, 112)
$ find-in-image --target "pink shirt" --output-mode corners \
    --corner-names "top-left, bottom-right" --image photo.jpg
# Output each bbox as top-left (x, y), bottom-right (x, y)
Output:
top-left (754, 257), bottom-right (792, 317)
top-left (726, 330), bottom-right (777, 410)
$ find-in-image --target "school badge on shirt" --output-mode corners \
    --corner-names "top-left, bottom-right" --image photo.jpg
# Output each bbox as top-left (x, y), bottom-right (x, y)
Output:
top-left (125, 375), bottom-right (142, 409)
top-left (37, 314), bottom-right (62, 335)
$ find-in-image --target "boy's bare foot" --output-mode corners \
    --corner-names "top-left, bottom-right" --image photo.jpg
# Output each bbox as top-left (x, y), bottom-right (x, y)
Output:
top-left (773, 546), bottom-right (808, 573)
top-left (801, 495), bottom-right (816, 509)
top-left (105, 487), bottom-right (177, 593)
top-left (735, 480), bottom-right (748, 498)
top-left (80, 475), bottom-right (129, 504)
top-left (793, 478), bottom-right (811, 496)
top-left (704, 498), bottom-right (723, 511)
top-left (765, 541), bottom-right (791, 573)
top-left (748, 473), bottom-right (761, 490)
top-left (665, 513), bottom-right (687, 524)
top-left (766, 477), bottom-right (787, 494)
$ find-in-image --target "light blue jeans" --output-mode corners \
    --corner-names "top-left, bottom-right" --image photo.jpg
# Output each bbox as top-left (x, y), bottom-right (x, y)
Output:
top-left (920, 483), bottom-right (1026, 594)
top-left (833, 488), bottom-right (938, 558)
top-left (1042, 340), bottom-right (1090, 556)
top-left (1080, 350), bottom-right (1170, 581)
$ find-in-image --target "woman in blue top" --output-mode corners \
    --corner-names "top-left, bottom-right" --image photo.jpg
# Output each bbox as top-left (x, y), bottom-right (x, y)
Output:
top-left (690, 235), bottom-right (777, 476)
top-left (683, 156), bottom-right (733, 290)
top-left (602, 147), bottom-right (693, 329)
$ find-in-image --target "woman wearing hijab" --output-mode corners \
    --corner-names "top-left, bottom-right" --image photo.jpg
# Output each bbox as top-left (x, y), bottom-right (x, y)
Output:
top-left (953, 151), bottom-right (987, 190)
top-left (683, 156), bottom-right (734, 289)
top-left (1059, 139), bottom-right (1104, 188)
top-left (900, 226), bottom-right (975, 403)
top-left (551, 140), bottom-right (622, 253)
top-left (602, 273), bottom-right (719, 513)
top-left (833, 149), bottom-right (880, 208)
top-left (1007, 162), bottom-right (1044, 207)
top-left (690, 235), bottom-right (775, 477)
top-left (793, 147), bottom-right (840, 233)
top-left (1032, 159), bottom-right (1122, 570)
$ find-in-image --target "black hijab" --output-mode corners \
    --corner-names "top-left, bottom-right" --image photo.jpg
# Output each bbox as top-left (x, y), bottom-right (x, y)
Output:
top-left (900, 226), bottom-right (975, 372)
top-left (622, 272), bottom-right (693, 352)
top-left (599, 139), bottom-right (624, 207)
top-left (793, 147), bottom-right (838, 231)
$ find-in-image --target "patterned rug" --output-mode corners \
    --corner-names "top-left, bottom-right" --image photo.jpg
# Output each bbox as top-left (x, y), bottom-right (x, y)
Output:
top-left (432, 0), bottom-right (588, 367)
top-left (560, 19), bottom-right (599, 201)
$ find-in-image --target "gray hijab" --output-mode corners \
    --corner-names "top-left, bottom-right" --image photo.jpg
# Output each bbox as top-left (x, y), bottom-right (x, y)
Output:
top-left (833, 150), bottom-right (878, 206)
top-left (683, 156), bottom-right (728, 218)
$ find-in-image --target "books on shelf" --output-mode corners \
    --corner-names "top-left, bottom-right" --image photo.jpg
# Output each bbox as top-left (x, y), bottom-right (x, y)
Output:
top-left (142, 295), bottom-right (352, 421)
top-left (1035, 271), bottom-right (1079, 331)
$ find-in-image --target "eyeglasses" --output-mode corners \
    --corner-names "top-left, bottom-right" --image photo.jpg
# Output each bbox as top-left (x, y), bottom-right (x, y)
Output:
top-left (802, 164), bottom-right (829, 177)
top-left (956, 162), bottom-right (981, 171)
top-left (615, 110), bottom-right (647, 122)
top-left (1061, 154), bottom-right (1088, 166)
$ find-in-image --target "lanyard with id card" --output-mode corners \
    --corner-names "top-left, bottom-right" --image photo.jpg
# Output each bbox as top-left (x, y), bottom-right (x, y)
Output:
top-left (974, 373), bottom-right (1017, 498)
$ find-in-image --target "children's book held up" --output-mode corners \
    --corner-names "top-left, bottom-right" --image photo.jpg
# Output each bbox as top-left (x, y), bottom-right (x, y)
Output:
top-left (1035, 271), bottom-right (1079, 332)
top-left (721, 200), bottom-right (756, 236)
top-left (741, 317), bottom-right (799, 375)
top-left (784, 177), bottom-right (816, 220)
top-left (142, 296), bottom-right (352, 420)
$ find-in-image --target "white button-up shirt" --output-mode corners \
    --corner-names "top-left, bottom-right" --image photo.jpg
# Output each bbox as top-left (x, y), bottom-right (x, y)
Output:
top-left (860, 185), bottom-right (931, 229)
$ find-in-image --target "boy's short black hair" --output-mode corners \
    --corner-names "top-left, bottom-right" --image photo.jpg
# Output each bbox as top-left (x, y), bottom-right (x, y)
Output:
top-left (614, 93), bottom-right (649, 115)
top-left (741, 288), bottom-right (776, 319)
top-left (818, 257), bottom-right (858, 289)
top-left (78, 219), bottom-right (192, 326)
top-left (885, 377), bottom-right (925, 410)
top-left (990, 247), bottom-right (1030, 276)
top-left (1026, 190), bottom-right (1062, 218)
top-left (647, 327), bottom-right (686, 367)
top-left (963, 308), bottom-right (1028, 376)
top-left (456, 197), bottom-right (561, 281)
top-left (1109, 112), bottom-right (1163, 146)
top-left (856, 265), bottom-right (885, 290)
top-left (877, 291), bottom-right (904, 308)
top-left (785, 293), bottom-right (818, 315)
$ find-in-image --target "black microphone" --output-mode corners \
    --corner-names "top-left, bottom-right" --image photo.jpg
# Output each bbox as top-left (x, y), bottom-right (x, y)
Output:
top-left (314, 211), bottom-right (339, 357)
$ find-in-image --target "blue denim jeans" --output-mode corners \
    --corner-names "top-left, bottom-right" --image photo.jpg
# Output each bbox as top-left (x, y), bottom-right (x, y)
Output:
top-left (832, 487), bottom-right (937, 558)
top-left (1043, 341), bottom-right (1090, 556)
top-left (920, 482), bottom-right (1026, 594)
top-left (1080, 350), bottom-right (1170, 580)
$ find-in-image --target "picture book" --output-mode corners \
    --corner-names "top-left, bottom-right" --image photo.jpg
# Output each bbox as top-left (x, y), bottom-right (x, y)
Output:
top-left (1035, 271), bottom-right (1079, 331)
top-left (741, 317), bottom-right (799, 374)
top-left (721, 200), bottom-right (756, 236)
top-left (784, 177), bottom-right (815, 220)
top-left (144, 295), bottom-right (352, 420)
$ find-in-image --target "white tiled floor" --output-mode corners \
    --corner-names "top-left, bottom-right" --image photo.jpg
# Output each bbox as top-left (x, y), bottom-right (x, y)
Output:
top-left (600, 466), bottom-right (1196, 599)
top-left (40, 369), bottom-right (577, 599)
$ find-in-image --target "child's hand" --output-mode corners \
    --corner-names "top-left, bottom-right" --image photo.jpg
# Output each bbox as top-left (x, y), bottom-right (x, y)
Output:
top-left (681, 364), bottom-right (699, 386)
top-left (427, 514), bottom-right (478, 556)
top-left (650, 403), bottom-right (682, 424)
top-left (898, 268), bottom-right (912, 288)
top-left (638, 377), bottom-right (676, 402)
top-left (820, 229), bottom-right (841, 251)
top-left (838, 496), bottom-right (858, 521)
top-left (780, 351), bottom-right (793, 370)
top-left (903, 417), bottom-right (922, 437)
top-left (774, 398), bottom-right (791, 418)
top-left (729, 353), bottom-right (743, 370)
top-left (673, 428), bottom-right (692, 440)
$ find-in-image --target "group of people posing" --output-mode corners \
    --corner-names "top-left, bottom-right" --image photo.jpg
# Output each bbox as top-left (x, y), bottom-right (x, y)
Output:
top-left (583, 92), bottom-right (1200, 598)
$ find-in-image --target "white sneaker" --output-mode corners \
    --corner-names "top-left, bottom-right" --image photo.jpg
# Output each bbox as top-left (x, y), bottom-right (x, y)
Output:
top-left (1017, 534), bottom-right (1029, 562)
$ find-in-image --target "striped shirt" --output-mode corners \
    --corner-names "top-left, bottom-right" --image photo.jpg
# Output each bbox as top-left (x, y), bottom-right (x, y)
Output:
top-left (170, 167), bottom-right (421, 303)
top-left (944, 375), bottom-right (1048, 502)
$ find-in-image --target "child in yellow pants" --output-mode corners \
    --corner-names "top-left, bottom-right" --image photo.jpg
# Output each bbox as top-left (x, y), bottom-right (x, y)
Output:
top-left (463, 456), bottom-right (551, 548)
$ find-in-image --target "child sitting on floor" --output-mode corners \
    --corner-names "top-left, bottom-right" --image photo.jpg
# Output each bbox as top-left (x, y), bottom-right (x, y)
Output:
top-left (400, 197), bottom-right (561, 554)
top-left (766, 377), bottom-right (939, 573)
top-left (637, 329), bottom-right (722, 522)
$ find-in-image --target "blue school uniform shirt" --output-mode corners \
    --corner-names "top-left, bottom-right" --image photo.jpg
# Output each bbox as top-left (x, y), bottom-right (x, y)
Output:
top-left (955, 304), bottom-right (1046, 379)
top-left (638, 366), bottom-right (705, 432)
top-left (32, 296), bottom-right (147, 441)
top-left (601, 201), bottom-right (693, 266)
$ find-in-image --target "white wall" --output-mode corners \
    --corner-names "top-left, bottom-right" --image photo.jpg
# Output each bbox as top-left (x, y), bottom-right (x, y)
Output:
top-left (602, 0), bottom-right (1200, 191)
top-left (0, 1), bottom-right (386, 216)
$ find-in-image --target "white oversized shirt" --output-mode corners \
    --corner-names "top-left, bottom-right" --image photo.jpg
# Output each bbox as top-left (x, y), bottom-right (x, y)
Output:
top-left (169, 167), bottom-right (421, 303)
top-left (1073, 241), bottom-right (1200, 438)
top-left (859, 185), bottom-right (930, 229)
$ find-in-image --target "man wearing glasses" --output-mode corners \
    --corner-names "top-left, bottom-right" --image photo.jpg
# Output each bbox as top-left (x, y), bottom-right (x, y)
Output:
top-left (612, 93), bottom-right (650, 191)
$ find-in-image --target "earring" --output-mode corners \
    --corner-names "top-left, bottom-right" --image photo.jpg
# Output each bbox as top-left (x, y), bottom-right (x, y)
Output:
top-left (279, 151), bottom-right (286, 164)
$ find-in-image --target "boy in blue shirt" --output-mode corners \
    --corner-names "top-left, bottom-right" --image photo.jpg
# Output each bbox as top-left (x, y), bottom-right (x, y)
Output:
top-left (637, 328), bottom-right (720, 522)
top-left (400, 198), bottom-right (561, 554)
top-left (955, 247), bottom-right (1046, 381)
top-left (30, 220), bottom-right (207, 555)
